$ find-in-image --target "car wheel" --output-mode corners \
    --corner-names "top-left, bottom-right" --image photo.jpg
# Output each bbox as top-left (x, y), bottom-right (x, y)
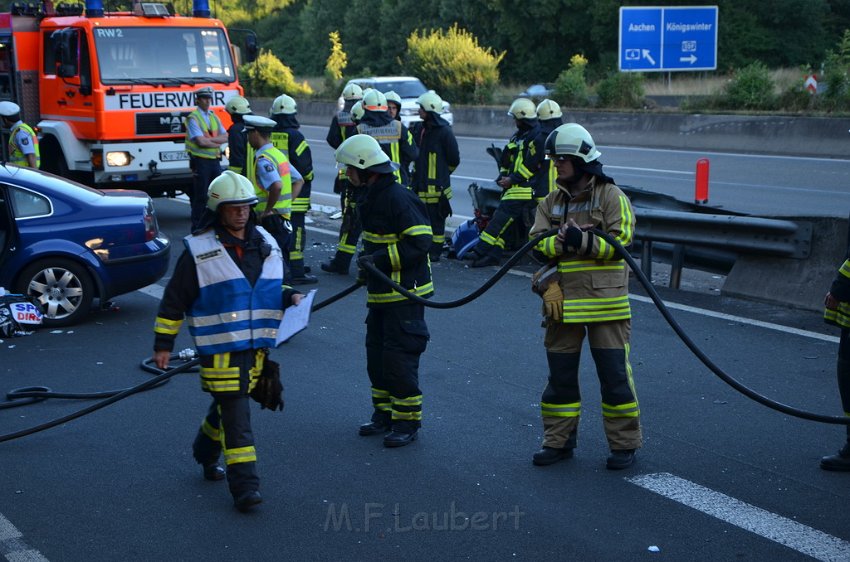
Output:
top-left (16, 258), bottom-right (94, 327)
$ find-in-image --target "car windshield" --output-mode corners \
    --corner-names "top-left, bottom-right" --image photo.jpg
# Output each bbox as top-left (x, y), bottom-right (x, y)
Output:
top-left (94, 27), bottom-right (235, 84)
top-left (368, 80), bottom-right (428, 98)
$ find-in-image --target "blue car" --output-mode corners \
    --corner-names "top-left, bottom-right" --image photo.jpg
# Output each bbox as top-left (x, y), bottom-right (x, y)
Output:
top-left (0, 165), bottom-right (170, 326)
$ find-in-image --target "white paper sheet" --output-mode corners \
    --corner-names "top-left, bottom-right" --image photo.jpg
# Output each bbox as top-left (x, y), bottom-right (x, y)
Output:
top-left (275, 289), bottom-right (317, 346)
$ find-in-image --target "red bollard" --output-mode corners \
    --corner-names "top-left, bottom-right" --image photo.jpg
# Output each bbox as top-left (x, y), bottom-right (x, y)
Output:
top-left (695, 158), bottom-right (710, 204)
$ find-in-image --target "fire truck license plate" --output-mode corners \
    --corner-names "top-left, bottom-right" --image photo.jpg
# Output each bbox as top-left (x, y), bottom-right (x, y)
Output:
top-left (160, 151), bottom-right (189, 162)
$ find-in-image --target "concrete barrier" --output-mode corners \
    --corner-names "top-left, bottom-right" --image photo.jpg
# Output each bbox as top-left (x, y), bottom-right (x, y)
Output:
top-left (262, 99), bottom-right (850, 159)
top-left (722, 216), bottom-right (848, 311)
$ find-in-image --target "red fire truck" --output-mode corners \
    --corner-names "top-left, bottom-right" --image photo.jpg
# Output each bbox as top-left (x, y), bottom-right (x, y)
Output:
top-left (0, 0), bottom-right (253, 196)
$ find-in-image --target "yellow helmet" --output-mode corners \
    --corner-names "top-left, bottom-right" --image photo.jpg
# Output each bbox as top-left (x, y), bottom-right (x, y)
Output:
top-left (363, 89), bottom-right (388, 111)
top-left (544, 123), bottom-right (602, 163)
top-left (224, 95), bottom-right (251, 115)
top-left (508, 98), bottom-right (537, 119)
top-left (270, 94), bottom-right (297, 115)
top-left (350, 100), bottom-right (365, 121)
top-left (342, 83), bottom-right (363, 101)
top-left (335, 134), bottom-right (399, 174)
top-left (207, 171), bottom-right (258, 211)
top-left (416, 91), bottom-right (443, 113)
top-left (536, 99), bottom-right (562, 120)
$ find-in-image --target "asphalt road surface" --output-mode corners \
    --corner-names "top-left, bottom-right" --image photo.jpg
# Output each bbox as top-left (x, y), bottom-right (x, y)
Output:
top-left (1, 198), bottom-right (849, 561)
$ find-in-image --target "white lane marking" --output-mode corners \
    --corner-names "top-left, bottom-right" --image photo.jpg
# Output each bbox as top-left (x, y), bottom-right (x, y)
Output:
top-left (508, 270), bottom-right (837, 344)
top-left (629, 294), bottom-right (839, 344)
top-left (138, 284), bottom-right (164, 300)
top-left (628, 473), bottom-right (850, 562)
top-left (0, 512), bottom-right (49, 561)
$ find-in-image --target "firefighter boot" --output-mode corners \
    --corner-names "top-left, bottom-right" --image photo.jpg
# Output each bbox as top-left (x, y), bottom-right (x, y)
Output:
top-left (606, 449), bottom-right (636, 470)
top-left (429, 243), bottom-right (443, 263)
top-left (533, 428), bottom-right (577, 466)
top-left (359, 412), bottom-right (392, 436)
top-left (821, 441), bottom-right (850, 471)
top-left (203, 463), bottom-right (226, 481)
top-left (384, 429), bottom-right (418, 448)
top-left (289, 263), bottom-right (318, 285)
top-left (321, 253), bottom-right (352, 275)
top-left (234, 490), bottom-right (263, 512)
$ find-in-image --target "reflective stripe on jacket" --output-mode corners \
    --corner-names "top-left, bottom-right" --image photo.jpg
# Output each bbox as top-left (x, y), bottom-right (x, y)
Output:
top-left (825, 259), bottom-right (850, 328)
top-left (9, 122), bottom-right (39, 168)
top-left (184, 109), bottom-right (223, 159)
top-left (530, 177), bottom-right (635, 323)
top-left (185, 228), bottom-right (283, 356)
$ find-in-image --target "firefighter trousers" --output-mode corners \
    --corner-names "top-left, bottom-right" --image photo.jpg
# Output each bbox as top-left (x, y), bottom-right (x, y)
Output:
top-left (365, 303), bottom-right (430, 433)
top-left (189, 157), bottom-right (222, 231)
top-left (193, 394), bottom-right (259, 497)
top-left (289, 210), bottom-right (308, 276)
top-left (330, 188), bottom-right (362, 268)
top-left (474, 199), bottom-right (530, 258)
top-left (540, 320), bottom-right (642, 450)
top-left (838, 329), bottom-right (850, 439)
top-left (260, 213), bottom-right (292, 265)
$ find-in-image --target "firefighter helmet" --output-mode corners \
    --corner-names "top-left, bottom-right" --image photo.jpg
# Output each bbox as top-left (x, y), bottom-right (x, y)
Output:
top-left (350, 100), bottom-right (365, 122)
top-left (544, 123), bottom-right (602, 163)
top-left (363, 89), bottom-right (388, 111)
top-left (536, 99), bottom-right (562, 120)
top-left (207, 170), bottom-right (258, 211)
top-left (342, 83), bottom-right (363, 101)
top-left (416, 91), bottom-right (443, 113)
top-left (507, 98), bottom-right (537, 119)
top-left (335, 134), bottom-right (399, 174)
top-left (224, 95), bottom-right (251, 115)
top-left (0, 101), bottom-right (20, 117)
top-left (270, 94), bottom-right (297, 115)
top-left (385, 90), bottom-right (402, 108)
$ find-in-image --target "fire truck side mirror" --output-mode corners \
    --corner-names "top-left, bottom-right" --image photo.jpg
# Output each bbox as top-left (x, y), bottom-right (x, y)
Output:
top-left (244, 34), bottom-right (259, 63)
top-left (50, 28), bottom-right (79, 78)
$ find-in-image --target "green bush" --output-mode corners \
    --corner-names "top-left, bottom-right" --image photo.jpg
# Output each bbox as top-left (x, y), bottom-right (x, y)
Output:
top-left (404, 24), bottom-right (504, 104)
top-left (721, 62), bottom-right (776, 110)
top-left (821, 30), bottom-right (850, 111)
top-left (239, 49), bottom-right (313, 98)
top-left (553, 54), bottom-right (590, 107)
top-left (595, 72), bottom-right (645, 109)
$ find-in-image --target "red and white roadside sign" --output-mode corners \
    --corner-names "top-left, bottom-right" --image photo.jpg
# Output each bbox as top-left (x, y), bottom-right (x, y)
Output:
top-left (804, 74), bottom-right (818, 94)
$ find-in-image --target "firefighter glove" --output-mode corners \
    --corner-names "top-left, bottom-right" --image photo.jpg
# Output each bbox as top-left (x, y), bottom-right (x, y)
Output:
top-left (563, 225), bottom-right (583, 249)
top-left (250, 358), bottom-right (284, 411)
top-left (542, 282), bottom-right (563, 322)
top-left (439, 194), bottom-right (453, 218)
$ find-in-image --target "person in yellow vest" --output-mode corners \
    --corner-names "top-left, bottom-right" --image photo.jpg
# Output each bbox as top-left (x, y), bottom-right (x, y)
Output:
top-left (821, 226), bottom-right (850, 471)
top-left (184, 86), bottom-right (227, 231)
top-left (0, 101), bottom-right (39, 169)
top-left (243, 114), bottom-right (303, 267)
top-left (529, 123), bottom-right (641, 470)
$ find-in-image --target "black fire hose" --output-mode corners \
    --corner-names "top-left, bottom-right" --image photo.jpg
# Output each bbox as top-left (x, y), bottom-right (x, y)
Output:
top-left (0, 281), bottom-right (364, 443)
top-left (361, 228), bottom-right (850, 426)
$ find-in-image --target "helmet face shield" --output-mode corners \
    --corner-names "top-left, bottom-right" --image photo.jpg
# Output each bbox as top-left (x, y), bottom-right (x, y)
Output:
top-left (508, 98), bottom-right (537, 119)
top-left (544, 123), bottom-right (601, 163)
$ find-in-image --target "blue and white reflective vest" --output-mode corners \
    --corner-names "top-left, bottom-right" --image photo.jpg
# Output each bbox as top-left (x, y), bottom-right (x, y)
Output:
top-left (185, 227), bottom-right (283, 355)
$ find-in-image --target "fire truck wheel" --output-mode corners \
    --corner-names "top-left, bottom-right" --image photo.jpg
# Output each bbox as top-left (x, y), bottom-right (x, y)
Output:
top-left (16, 258), bottom-right (94, 327)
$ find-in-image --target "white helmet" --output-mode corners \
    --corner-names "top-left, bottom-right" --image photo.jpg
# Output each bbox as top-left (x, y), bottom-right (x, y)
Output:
top-left (362, 89), bottom-right (388, 112)
top-left (536, 99), bottom-right (562, 120)
top-left (416, 91), bottom-right (443, 113)
top-left (342, 83), bottom-right (363, 101)
top-left (384, 90), bottom-right (402, 107)
top-left (224, 95), bottom-right (251, 115)
top-left (0, 101), bottom-right (21, 117)
top-left (270, 94), bottom-right (297, 115)
top-left (544, 123), bottom-right (602, 163)
top-left (207, 170), bottom-right (258, 211)
top-left (335, 134), bottom-right (398, 174)
top-left (507, 98), bottom-right (537, 119)
top-left (350, 100), bottom-right (365, 122)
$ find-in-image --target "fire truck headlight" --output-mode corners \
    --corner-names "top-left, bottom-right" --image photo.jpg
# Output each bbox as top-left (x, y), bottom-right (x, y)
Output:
top-left (106, 151), bottom-right (133, 167)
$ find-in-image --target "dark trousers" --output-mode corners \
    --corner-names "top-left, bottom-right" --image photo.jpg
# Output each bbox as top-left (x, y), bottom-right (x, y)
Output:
top-left (260, 214), bottom-right (292, 265)
top-left (365, 303), bottom-right (430, 432)
top-left (331, 187), bottom-right (362, 268)
top-left (193, 395), bottom-right (259, 497)
top-left (189, 157), bottom-right (221, 231)
top-left (839, 329), bottom-right (850, 438)
top-left (289, 210), bottom-right (308, 275)
top-left (474, 199), bottom-right (530, 258)
top-left (424, 199), bottom-right (449, 257)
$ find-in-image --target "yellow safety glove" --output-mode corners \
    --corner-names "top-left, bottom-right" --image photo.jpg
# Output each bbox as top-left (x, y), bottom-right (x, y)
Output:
top-left (542, 282), bottom-right (563, 322)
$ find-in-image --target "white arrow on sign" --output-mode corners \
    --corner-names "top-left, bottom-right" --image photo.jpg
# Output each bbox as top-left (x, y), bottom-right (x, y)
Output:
top-left (680, 54), bottom-right (698, 64)
top-left (642, 49), bottom-right (656, 66)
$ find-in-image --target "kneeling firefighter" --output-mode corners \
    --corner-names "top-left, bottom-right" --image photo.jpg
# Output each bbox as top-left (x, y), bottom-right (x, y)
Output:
top-left (335, 134), bottom-right (434, 448)
top-left (152, 171), bottom-right (303, 511)
top-left (529, 123), bottom-right (642, 470)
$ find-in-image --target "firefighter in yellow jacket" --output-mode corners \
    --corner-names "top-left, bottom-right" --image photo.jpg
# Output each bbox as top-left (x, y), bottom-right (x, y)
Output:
top-left (529, 123), bottom-right (641, 470)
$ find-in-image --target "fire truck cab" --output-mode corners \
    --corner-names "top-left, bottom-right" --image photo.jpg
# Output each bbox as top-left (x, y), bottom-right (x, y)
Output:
top-left (0, 0), bottom-right (248, 197)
